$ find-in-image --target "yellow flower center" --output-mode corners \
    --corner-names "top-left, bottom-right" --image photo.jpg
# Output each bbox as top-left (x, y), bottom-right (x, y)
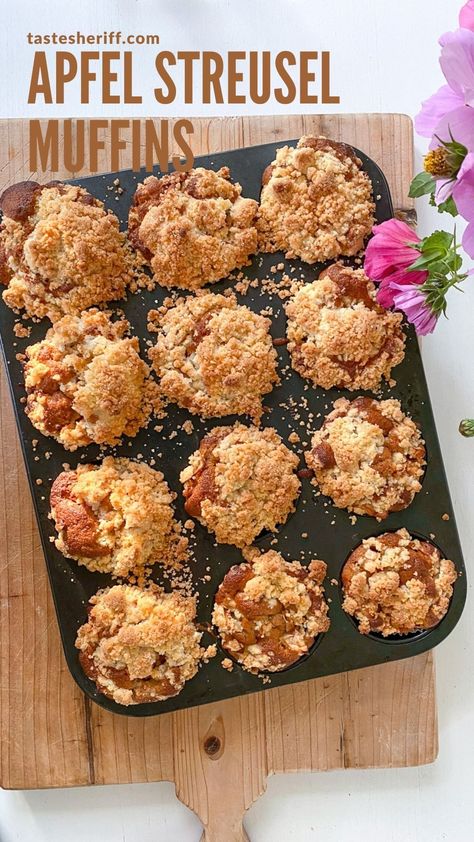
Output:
top-left (424, 148), bottom-right (451, 178)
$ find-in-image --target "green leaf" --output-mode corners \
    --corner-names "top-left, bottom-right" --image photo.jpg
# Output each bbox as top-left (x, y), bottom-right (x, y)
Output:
top-left (437, 195), bottom-right (458, 217)
top-left (409, 171), bottom-right (436, 198)
top-left (421, 230), bottom-right (454, 253)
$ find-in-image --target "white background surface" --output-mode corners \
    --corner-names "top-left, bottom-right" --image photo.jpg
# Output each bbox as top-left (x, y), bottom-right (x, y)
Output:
top-left (0, 1), bottom-right (473, 840)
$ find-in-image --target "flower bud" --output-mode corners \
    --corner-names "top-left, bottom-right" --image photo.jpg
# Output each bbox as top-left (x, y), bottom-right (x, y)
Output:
top-left (459, 419), bottom-right (474, 437)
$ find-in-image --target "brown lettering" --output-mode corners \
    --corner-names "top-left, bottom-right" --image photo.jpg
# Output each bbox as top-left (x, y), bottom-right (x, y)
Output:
top-left (145, 119), bottom-right (169, 171)
top-left (154, 52), bottom-right (177, 104)
top-left (202, 52), bottom-right (224, 104)
top-left (28, 52), bottom-right (53, 104)
top-left (102, 52), bottom-right (120, 104)
top-left (322, 51), bottom-right (340, 104)
top-left (249, 51), bottom-right (270, 104)
top-left (132, 119), bottom-right (142, 171)
top-left (29, 120), bottom-right (59, 171)
top-left (80, 51), bottom-right (99, 104)
top-left (124, 52), bottom-right (141, 103)
top-left (89, 119), bottom-right (108, 172)
top-left (64, 119), bottom-right (85, 171)
top-left (173, 119), bottom-right (195, 171)
top-left (275, 52), bottom-right (296, 104)
top-left (56, 52), bottom-right (78, 104)
top-left (228, 51), bottom-right (246, 104)
top-left (300, 51), bottom-right (318, 104)
top-left (110, 120), bottom-right (129, 170)
top-left (177, 51), bottom-right (199, 104)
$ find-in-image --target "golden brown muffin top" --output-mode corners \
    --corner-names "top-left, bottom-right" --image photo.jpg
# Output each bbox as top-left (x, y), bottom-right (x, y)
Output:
top-left (0, 182), bottom-right (137, 321)
top-left (128, 167), bottom-right (258, 290)
top-left (180, 423), bottom-right (300, 547)
top-left (305, 397), bottom-right (426, 520)
top-left (24, 309), bottom-right (157, 450)
top-left (342, 529), bottom-right (457, 636)
top-left (213, 548), bottom-right (329, 672)
top-left (76, 583), bottom-right (215, 705)
top-left (286, 262), bottom-right (406, 391)
top-left (149, 292), bottom-right (279, 422)
top-left (50, 457), bottom-right (188, 577)
top-left (257, 136), bottom-right (375, 263)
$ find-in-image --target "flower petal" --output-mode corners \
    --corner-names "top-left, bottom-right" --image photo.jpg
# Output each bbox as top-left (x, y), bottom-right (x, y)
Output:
top-left (435, 177), bottom-right (455, 203)
top-left (452, 151), bottom-right (474, 220)
top-left (440, 29), bottom-right (474, 106)
top-left (460, 1), bottom-right (474, 32)
top-left (462, 220), bottom-right (474, 257)
top-left (376, 279), bottom-right (397, 308)
top-left (364, 219), bottom-right (421, 281)
top-left (391, 285), bottom-right (438, 335)
top-left (415, 85), bottom-right (464, 137)
top-left (429, 103), bottom-right (474, 149)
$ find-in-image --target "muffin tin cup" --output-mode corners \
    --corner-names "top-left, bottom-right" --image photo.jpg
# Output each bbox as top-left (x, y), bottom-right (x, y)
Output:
top-left (0, 140), bottom-right (467, 717)
top-left (338, 527), bottom-right (460, 645)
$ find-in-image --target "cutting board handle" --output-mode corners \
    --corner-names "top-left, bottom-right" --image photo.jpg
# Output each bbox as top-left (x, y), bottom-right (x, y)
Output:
top-left (173, 705), bottom-right (268, 842)
top-left (200, 822), bottom-right (250, 841)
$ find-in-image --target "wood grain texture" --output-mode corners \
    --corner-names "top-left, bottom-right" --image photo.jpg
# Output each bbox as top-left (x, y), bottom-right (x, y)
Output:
top-left (0, 115), bottom-right (438, 841)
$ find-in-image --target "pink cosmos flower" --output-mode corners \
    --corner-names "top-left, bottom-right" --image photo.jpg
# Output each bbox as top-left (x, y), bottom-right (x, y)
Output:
top-left (460, 1), bottom-right (474, 31)
top-left (390, 284), bottom-right (438, 336)
top-left (364, 219), bottom-right (428, 307)
top-left (414, 11), bottom-right (474, 256)
top-left (416, 28), bottom-right (474, 138)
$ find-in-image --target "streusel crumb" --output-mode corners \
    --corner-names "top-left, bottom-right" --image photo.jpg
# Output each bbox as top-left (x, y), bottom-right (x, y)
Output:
top-left (76, 584), bottom-right (214, 705)
top-left (180, 423), bottom-right (300, 547)
top-left (286, 263), bottom-right (406, 391)
top-left (50, 457), bottom-right (188, 577)
top-left (0, 181), bottom-right (138, 321)
top-left (24, 309), bottom-right (157, 450)
top-left (305, 397), bottom-right (426, 519)
top-left (128, 167), bottom-right (258, 290)
top-left (341, 529), bottom-right (457, 636)
top-left (212, 548), bottom-right (329, 672)
top-left (149, 292), bottom-right (279, 422)
top-left (257, 136), bottom-right (374, 262)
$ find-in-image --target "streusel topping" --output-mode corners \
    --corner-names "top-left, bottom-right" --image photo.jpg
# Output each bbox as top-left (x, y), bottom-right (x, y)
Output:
top-left (305, 397), bottom-right (426, 519)
top-left (149, 292), bottom-right (279, 422)
top-left (257, 136), bottom-right (375, 262)
top-left (24, 309), bottom-right (157, 450)
top-left (213, 548), bottom-right (329, 672)
top-left (50, 457), bottom-right (187, 577)
top-left (128, 167), bottom-right (258, 290)
top-left (341, 529), bottom-right (457, 636)
top-left (0, 181), bottom-right (137, 321)
top-left (180, 423), bottom-right (300, 547)
top-left (76, 584), bottom-right (214, 705)
top-left (286, 263), bottom-right (406, 390)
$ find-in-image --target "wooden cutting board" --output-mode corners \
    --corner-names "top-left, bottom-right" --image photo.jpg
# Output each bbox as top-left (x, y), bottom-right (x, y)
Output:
top-left (0, 114), bottom-right (437, 841)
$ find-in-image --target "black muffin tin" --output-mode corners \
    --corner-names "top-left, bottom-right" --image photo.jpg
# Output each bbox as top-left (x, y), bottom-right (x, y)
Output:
top-left (0, 141), bottom-right (466, 717)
